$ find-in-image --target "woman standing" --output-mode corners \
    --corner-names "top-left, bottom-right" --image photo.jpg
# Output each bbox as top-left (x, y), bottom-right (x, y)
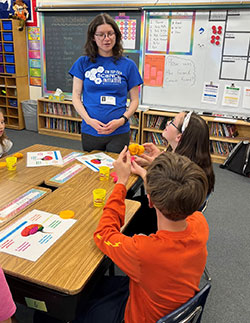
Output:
top-left (69, 13), bottom-right (143, 153)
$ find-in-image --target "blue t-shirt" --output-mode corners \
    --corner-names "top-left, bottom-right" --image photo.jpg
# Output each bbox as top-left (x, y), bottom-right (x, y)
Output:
top-left (69, 55), bottom-right (143, 136)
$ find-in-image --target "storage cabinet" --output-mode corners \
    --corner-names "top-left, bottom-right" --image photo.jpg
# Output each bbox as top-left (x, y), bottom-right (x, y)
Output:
top-left (0, 19), bottom-right (29, 129)
top-left (141, 110), bottom-right (250, 163)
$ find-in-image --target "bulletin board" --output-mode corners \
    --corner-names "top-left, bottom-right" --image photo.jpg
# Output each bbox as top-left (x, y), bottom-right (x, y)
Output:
top-left (41, 10), bottom-right (143, 96)
top-left (142, 9), bottom-right (250, 117)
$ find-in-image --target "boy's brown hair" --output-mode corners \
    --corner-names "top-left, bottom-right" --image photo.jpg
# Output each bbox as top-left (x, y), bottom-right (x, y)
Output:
top-left (146, 152), bottom-right (208, 221)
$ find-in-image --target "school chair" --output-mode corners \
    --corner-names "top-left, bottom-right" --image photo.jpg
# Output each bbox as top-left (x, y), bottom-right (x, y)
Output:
top-left (156, 282), bottom-right (211, 323)
top-left (199, 198), bottom-right (212, 282)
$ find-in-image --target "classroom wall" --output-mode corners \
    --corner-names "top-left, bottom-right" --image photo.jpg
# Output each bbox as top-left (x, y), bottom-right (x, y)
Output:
top-left (31, 0), bottom-right (250, 101)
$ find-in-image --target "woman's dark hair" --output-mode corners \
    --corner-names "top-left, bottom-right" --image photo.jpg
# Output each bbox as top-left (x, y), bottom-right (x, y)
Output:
top-left (84, 13), bottom-right (123, 62)
top-left (175, 112), bottom-right (215, 195)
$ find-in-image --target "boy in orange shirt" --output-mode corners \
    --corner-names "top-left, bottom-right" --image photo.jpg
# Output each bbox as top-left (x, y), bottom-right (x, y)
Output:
top-left (75, 147), bottom-right (209, 323)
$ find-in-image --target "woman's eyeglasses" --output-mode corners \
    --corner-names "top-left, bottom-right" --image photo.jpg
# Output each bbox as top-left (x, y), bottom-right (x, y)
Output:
top-left (94, 32), bottom-right (116, 40)
top-left (169, 120), bottom-right (181, 132)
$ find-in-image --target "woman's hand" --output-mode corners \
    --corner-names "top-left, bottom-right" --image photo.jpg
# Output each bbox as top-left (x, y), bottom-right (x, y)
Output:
top-left (87, 118), bottom-right (107, 132)
top-left (97, 119), bottom-right (124, 135)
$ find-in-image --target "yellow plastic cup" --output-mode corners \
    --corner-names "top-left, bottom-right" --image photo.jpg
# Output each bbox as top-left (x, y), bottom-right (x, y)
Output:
top-left (99, 166), bottom-right (110, 181)
top-left (93, 189), bottom-right (106, 207)
top-left (6, 156), bottom-right (17, 171)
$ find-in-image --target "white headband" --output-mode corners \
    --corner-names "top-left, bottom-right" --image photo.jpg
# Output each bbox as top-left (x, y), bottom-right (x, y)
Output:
top-left (181, 111), bottom-right (193, 133)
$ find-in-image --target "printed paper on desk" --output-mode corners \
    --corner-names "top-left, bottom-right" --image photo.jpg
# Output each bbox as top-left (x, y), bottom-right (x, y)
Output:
top-left (0, 189), bottom-right (47, 225)
top-left (76, 152), bottom-right (115, 172)
top-left (27, 151), bottom-right (63, 167)
top-left (0, 209), bottom-right (76, 262)
top-left (56, 151), bottom-right (85, 167)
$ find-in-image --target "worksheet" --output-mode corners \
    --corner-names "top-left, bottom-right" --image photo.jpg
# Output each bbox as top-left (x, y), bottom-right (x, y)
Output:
top-left (76, 152), bottom-right (115, 172)
top-left (0, 209), bottom-right (76, 261)
top-left (26, 151), bottom-right (63, 167)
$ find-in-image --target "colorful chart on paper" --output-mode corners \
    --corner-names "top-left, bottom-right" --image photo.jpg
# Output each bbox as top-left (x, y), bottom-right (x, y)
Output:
top-left (0, 209), bottom-right (76, 261)
top-left (76, 153), bottom-right (115, 172)
top-left (27, 151), bottom-right (63, 167)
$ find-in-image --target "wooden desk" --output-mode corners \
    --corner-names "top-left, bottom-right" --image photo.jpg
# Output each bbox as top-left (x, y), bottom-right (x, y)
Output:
top-left (1, 195), bottom-right (140, 321)
top-left (0, 144), bottom-right (82, 186)
top-left (0, 181), bottom-right (51, 228)
top-left (0, 144), bottom-right (142, 321)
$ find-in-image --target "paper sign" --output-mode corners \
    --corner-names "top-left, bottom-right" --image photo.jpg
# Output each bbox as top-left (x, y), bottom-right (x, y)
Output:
top-left (25, 298), bottom-right (47, 312)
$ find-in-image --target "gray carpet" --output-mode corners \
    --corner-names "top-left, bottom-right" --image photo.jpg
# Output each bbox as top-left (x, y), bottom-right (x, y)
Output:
top-left (5, 128), bottom-right (250, 323)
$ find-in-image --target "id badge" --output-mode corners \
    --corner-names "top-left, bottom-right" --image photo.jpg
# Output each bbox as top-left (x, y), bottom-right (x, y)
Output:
top-left (100, 96), bottom-right (116, 105)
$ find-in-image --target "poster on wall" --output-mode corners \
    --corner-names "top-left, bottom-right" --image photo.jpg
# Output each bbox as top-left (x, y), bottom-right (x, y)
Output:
top-left (0, 0), bottom-right (37, 26)
top-left (28, 26), bottom-right (41, 86)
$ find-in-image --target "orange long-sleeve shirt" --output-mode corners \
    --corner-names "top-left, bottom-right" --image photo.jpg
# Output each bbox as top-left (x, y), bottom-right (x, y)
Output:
top-left (94, 184), bottom-right (209, 323)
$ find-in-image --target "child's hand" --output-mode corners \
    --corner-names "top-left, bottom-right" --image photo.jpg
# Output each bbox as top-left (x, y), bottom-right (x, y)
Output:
top-left (134, 154), bottom-right (155, 167)
top-left (113, 146), bottom-right (131, 186)
top-left (131, 159), bottom-right (147, 181)
top-left (143, 143), bottom-right (161, 159)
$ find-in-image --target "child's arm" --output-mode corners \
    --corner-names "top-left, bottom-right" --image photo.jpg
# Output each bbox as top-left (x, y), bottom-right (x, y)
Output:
top-left (94, 184), bottom-right (142, 282)
top-left (0, 268), bottom-right (16, 322)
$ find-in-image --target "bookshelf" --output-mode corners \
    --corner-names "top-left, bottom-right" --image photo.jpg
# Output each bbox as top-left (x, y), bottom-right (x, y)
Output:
top-left (129, 110), bottom-right (142, 144)
top-left (37, 98), bottom-right (82, 140)
top-left (0, 19), bottom-right (29, 129)
top-left (141, 110), bottom-right (250, 163)
top-left (38, 98), bottom-right (142, 143)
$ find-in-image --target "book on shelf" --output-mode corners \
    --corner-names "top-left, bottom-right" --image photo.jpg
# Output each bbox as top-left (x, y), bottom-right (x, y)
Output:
top-left (130, 129), bottom-right (138, 142)
top-left (209, 122), bottom-right (239, 138)
top-left (43, 102), bottom-right (80, 118)
top-left (129, 114), bottom-right (139, 126)
top-left (210, 140), bottom-right (236, 156)
top-left (44, 117), bottom-right (81, 134)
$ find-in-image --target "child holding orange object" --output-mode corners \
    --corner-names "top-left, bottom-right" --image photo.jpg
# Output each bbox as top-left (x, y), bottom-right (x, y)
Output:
top-left (73, 148), bottom-right (209, 323)
top-left (0, 109), bottom-right (13, 158)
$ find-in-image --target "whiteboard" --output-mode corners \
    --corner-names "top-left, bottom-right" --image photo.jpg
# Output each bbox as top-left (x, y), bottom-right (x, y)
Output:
top-left (142, 9), bottom-right (250, 117)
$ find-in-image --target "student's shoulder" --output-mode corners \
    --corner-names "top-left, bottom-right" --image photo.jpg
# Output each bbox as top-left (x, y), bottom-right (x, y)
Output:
top-left (187, 211), bottom-right (209, 231)
top-left (3, 138), bottom-right (13, 151)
